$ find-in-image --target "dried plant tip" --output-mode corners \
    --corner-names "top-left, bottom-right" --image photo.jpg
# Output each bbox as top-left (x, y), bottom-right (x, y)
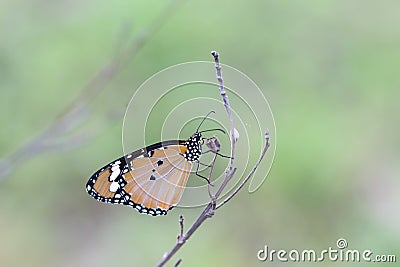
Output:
top-left (205, 135), bottom-right (221, 153)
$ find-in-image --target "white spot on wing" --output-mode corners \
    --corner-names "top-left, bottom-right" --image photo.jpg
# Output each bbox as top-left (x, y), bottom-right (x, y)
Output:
top-left (109, 169), bottom-right (120, 181)
top-left (111, 165), bottom-right (120, 172)
top-left (109, 181), bottom-right (120, 192)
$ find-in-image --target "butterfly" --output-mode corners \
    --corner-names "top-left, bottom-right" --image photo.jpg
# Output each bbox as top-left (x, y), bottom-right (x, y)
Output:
top-left (85, 111), bottom-right (225, 216)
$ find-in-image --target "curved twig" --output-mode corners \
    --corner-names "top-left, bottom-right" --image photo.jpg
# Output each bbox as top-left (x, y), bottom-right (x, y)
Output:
top-left (216, 129), bottom-right (270, 209)
top-left (156, 51), bottom-right (271, 267)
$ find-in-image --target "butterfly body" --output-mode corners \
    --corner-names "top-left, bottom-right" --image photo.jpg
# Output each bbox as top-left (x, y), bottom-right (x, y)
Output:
top-left (86, 132), bottom-right (203, 216)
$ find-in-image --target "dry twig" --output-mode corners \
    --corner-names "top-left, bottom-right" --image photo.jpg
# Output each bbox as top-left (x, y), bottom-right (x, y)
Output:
top-left (0, 1), bottom-right (179, 180)
top-left (156, 51), bottom-right (271, 267)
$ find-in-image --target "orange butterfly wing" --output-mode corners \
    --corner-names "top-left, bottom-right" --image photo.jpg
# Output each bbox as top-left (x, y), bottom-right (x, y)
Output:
top-left (86, 141), bottom-right (193, 216)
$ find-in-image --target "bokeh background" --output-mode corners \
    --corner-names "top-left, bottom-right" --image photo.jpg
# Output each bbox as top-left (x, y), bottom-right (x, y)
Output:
top-left (1, 1), bottom-right (399, 266)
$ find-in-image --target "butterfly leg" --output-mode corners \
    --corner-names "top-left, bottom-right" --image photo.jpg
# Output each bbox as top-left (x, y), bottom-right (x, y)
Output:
top-left (202, 149), bottom-right (232, 159)
top-left (198, 161), bottom-right (213, 167)
top-left (195, 160), bottom-right (212, 185)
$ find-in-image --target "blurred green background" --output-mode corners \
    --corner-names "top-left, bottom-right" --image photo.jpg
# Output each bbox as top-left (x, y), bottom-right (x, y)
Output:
top-left (1, 1), bottom-right (399, 266)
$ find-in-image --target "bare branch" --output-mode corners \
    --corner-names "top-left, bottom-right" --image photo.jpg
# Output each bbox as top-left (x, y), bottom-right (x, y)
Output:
top-left (178, 215), bottom-right (184, 241)
top-left (211, 51), bottom-right (236, 165)
top-left (216, 129), bottom-right (270, 209)
top-left (207, 153), bottom-right (218, 199)
top-left (156, 51), bottom-right (273, 267)
top-left (0, 1), bottom-right (180, 181)
top-left (209, 51), bottom-right (240, 201)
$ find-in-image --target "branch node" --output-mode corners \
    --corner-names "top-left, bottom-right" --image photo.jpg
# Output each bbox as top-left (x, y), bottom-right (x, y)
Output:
top-left (177, 215), bottom-right (184, 243)
top-left (205, 208), bottom-right (215, 218)
top-left (179, 215), bottom-right (184, 234)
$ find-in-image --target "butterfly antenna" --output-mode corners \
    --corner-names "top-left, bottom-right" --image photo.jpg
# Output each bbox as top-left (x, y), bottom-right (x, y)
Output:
top-left (196, 110), bottom-right (215, 132)
top-left (199, 128), bottom-right (226, 134)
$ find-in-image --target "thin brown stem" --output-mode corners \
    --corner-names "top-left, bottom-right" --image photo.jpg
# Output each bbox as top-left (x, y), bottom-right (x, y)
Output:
top-left (0, 1), bottom-right (180, 181)
top-left (156, 51), bottom-right (272, 267)
top-left (207, 153), bottom-right (218, 199)
top-left (216, 129), bottom-right (270, 209)
top-left (156, 202), bottom-right (215, 267)
top-left (178, 215), bottom-right (184, 240)
top-left (211, 51), bottom-right (236, 166)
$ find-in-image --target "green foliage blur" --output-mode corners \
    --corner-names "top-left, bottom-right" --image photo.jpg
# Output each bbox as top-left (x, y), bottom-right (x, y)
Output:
top-left (1, 1), bottom-right (399, 266)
